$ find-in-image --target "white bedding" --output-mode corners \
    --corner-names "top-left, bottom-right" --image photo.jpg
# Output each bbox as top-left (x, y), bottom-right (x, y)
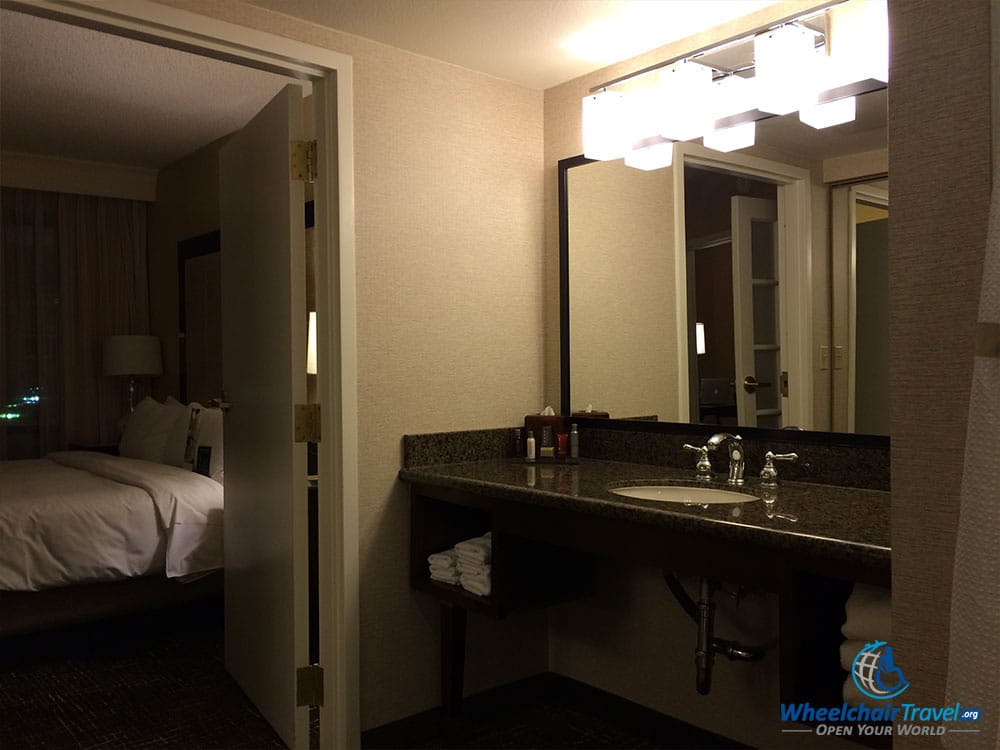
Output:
top-left (0, 451), bottom-right (223, 592)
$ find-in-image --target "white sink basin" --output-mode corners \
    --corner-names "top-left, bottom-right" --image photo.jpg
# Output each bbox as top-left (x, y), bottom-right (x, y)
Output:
top-left (610, 484), bottom-right (755, 505)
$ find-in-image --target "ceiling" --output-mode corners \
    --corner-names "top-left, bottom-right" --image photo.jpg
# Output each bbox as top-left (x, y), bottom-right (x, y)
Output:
top-left (242, 0), bottom-right (780, 90)
top-left (0, 1), bottom-right (882, 173)
top-left (0, 8), bottom-right (297, 169)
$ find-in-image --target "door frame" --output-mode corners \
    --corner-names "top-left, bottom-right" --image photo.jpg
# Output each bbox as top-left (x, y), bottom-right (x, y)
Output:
top-left (831, 181), bottom-right (889, 433)
top-left (7, 2), bottom-right (360, 746)
top-left (673, 142), bottom-right (814, 430)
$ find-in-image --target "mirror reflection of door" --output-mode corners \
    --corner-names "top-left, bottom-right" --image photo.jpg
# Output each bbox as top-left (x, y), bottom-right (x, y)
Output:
top-left (831, 181), bottom-right (889, 434)
top-left (685, 167), bottom-right (778, 428)
top-left (732, 196), bottom-right (780, 427)
top-left (178, 231), bottom-right (222, 405)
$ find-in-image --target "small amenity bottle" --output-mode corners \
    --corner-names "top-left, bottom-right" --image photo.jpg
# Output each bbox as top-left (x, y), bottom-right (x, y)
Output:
top-left (568, 424), bottom-right (579, 463)
top-left (525, 430), bottom-right (536, 462)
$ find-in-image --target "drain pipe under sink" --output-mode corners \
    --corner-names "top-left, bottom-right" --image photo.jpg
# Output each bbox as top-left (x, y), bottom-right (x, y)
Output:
top-left (663, 571), bottom-right (765, 695)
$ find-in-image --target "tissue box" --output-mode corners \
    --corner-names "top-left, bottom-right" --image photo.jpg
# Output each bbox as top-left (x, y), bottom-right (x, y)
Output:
top-left (524, 415), bottom-right (564, 458)
top-left (571, 409), bottom-right (609, 419)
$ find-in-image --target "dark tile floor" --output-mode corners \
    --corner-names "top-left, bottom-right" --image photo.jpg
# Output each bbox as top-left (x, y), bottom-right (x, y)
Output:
top-left (0, 602), bottom-right (742, 750)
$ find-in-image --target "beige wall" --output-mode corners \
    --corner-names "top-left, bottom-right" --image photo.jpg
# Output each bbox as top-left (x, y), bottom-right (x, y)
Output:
top-left (158, 0), bottom-right (548, 730)
top-left (568, 160), bottom-right (676, 420)
top-left (889, 1), bottom-right (993, 747)
top-left (147, 136), bottom-right (226, 401)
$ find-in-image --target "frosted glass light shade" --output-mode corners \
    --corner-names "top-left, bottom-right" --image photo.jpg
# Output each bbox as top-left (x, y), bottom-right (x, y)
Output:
top-left (625, 136), bottom-right (674, 171)
top-left (103, 335), bottom-right (163, 376)
top-left (800, 95), bottom-right (856, 129)
top-left (582, 90), bottom-right (628, 161)
top-left (711, 74), bottom-right (758, 123)
top-left (826, 0), bottom-right (888, 86)
top-left (658, 61), bottom-right (713, 142)
top-left (696, 323), bottom-right (707, 355)
top-left (703, 121), bottom-right (756, 152)
top-left (307, 311), bottom-right (317, 375)
top-left (754, 25), bottom-right (817, 115)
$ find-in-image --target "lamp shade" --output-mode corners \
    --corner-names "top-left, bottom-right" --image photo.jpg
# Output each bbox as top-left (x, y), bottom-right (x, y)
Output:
top-left (103, 335), bottom-right (163, 377)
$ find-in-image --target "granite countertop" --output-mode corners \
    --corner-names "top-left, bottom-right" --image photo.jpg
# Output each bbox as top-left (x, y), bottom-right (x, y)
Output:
top-left (399, 458), bottom-right (890, 571)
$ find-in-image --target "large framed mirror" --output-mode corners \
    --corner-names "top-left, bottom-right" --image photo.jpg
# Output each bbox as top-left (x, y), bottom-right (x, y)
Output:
top-left (559, 87), bottom-right (888, 438)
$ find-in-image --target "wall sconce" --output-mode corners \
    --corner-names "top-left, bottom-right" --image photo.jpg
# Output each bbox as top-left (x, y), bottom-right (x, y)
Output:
top-left (103, 335), bottom-right (163, 411)
top-left (696, 323), bottom-right (707, 355)
top-left (307, 311), bottom-right (317, 375)
top-left (579, 0), bottom-right (887, 169)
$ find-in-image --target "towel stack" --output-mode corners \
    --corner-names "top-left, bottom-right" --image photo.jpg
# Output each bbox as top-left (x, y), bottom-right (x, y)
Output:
top-left (840, 584), bottom-right (892, 705)
top-left (455, 533), bottom-right (492, 597)
top-left (427, 549), bottom-right (460, 585)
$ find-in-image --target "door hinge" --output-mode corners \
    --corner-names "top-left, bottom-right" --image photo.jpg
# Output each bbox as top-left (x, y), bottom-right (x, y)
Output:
top-left (296, 664), bottom-right (324, 707)
top-left (295, 403), bottom-right (321, 443)
top-left (290, 140), bottom-right (317, 183)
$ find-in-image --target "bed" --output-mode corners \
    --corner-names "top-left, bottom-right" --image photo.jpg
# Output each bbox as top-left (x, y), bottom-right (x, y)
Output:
top-left (0, 397), bottom-right (225, 637)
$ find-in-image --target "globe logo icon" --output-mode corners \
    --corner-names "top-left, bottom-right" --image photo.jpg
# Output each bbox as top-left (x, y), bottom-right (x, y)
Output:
top-left (852, 641), bottom-right (910, 700)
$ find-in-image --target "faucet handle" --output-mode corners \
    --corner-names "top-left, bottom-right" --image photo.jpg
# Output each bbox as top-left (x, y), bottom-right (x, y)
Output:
top-left (760, 451), bottom-right (798, 488)
top-left (682, 443), bottom-right (713, 481)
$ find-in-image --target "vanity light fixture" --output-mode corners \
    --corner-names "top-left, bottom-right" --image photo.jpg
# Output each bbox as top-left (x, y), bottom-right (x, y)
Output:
top-left (799, 95), bottom-right (856, 129)
top-left (582, 89), bottom-right (629, 161)
top-left (703, 120), bottom-right (756, 152)
top-left (579, 0), bottom-right (886, 169)
top-left (657, 60), bottom-right (713, 142)
top-left (753, 24), bottom-right (819, 116)
top-left (625, 135), bottom-right (675, 170)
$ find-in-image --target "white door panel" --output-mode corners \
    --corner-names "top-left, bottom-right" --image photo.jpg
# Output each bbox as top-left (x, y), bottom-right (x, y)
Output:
top-left (221, 83), bottom-right (309, 749)
top-left (732, 196), bottom-right (779, 427)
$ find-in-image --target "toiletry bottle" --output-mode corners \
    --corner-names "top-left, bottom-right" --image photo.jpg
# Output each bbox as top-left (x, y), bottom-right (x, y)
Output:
top-left (568, 423), bottom-right (579, 463)
top-left (513, 428), bottom-right (522, 458)
top-left (525, 430), bottom-right (536, 462)
top-left (540, 425), bottom-right (555, 458)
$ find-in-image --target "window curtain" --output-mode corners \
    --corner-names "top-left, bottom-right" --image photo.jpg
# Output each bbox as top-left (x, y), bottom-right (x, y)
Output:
top-left (1, 188), bottom-right (150, 459)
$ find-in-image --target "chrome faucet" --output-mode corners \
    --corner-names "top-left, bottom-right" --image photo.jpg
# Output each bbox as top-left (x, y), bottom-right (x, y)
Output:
top-left (707, 433), bottom-right (745, 486)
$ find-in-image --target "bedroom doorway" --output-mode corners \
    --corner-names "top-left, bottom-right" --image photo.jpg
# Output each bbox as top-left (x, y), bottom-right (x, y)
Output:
top-left (3, 3), bottom-right (359, 748)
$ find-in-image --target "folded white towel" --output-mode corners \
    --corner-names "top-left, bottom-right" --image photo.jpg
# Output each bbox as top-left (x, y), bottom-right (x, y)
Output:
top-left (430, 568), bottom-right (460, 585)
top-left (842, 584), bottom-right (891, 641)
top-left (457, 560), bottom-right (490, 576)
top-left (839, 639), bottom-right (868, 671)
top-left (460, 575), bottom-right (491, 597)
top-left (455, 534), bottom-right (491, 565)
top-left (427, 550), bottom-right (457, 568)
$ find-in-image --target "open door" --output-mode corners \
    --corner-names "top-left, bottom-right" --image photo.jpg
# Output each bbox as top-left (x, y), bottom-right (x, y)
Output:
top-left (731, 196), bottom-right (780, 427)
top-left (220, 83), bottom-right (310, 749)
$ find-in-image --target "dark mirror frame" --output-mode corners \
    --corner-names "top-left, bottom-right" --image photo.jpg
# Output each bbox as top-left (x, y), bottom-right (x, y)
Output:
top-left (557, 154), bottom-right (890, 450)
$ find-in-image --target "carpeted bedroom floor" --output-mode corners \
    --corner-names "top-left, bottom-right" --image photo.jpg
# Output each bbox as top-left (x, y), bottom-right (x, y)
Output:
top-left (0, 601), bottom-right (284, 749)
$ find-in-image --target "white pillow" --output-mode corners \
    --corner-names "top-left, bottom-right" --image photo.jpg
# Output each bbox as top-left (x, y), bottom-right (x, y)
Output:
top-left (190, 403), bottom-right (224, 485)
top-left (163, 396), bottom-right (194, 467)
top-left (118, 397), bottom-right (187, 464)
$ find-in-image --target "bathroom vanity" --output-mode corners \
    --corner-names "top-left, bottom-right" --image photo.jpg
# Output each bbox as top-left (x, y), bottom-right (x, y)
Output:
top-left (400, 425), bottom-right (890, 731)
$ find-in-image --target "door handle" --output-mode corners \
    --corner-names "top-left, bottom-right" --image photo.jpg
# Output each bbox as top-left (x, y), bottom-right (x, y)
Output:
top-left (742, 376), bottom-right (772, 394)
top-left (209, 390), bottom-right (232, 413)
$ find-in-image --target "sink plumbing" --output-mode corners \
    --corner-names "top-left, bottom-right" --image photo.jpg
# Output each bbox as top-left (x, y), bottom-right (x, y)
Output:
top-left (663, 572), bottom-right (765, 695)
